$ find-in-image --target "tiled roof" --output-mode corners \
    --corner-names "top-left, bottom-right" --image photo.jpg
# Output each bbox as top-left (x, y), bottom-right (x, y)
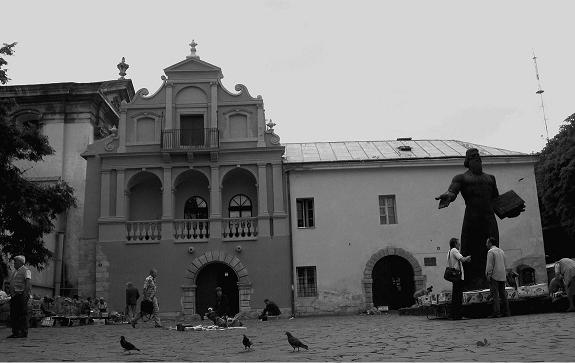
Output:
top-left (283, 140), bottom-right (526, 163)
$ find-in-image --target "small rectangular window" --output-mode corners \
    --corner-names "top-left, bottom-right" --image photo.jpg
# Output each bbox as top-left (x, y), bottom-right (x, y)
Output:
top-left (424, 257), bottom-right (437, 266)
top-left (296, 266), bottom-right (317, 297)
top-left (379, 195), bottom-right (397, 224)
top-left (296, 198), bottom-right (314, 228)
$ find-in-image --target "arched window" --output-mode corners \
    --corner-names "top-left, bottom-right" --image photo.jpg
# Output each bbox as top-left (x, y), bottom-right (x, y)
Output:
top-left (228, 194), bottom-right (252, 218)
top-left (184, 196), bottom-right (208, 219)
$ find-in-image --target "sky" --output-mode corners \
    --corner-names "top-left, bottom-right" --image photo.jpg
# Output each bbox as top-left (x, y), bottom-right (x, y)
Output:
top-left (2, 0), bottom-right (574, 154)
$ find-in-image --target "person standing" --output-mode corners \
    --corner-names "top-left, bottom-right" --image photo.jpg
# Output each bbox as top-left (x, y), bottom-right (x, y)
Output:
top-left (125, 282), bottom-right (140, 321)
top-left (214, 287), bottom-right (229, 318)
top-left (554, 258), bottom-right (575, 312)
top-left (447, 238), bottom-right (471, 320)
top-left (8, 255), bottom-right (31, 338)
top-left (131, 268), bottom-right (162, 328)
top-left (485, 237), bottom-right (510, 318)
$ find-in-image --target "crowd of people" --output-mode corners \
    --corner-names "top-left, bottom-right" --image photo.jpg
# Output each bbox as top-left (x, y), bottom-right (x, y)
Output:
top-left (447, 236), bottom-right (575, 320)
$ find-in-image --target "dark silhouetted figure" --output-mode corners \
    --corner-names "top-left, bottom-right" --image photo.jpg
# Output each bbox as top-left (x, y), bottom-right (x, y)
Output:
top-left (436, 148), bottom-right (523, 290)
top-left (286, 331), bottom-right (308, 351)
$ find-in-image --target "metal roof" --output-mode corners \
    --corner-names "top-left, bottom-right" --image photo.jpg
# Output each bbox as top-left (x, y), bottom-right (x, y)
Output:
top-left (283, 140), bottom-right (526, 164)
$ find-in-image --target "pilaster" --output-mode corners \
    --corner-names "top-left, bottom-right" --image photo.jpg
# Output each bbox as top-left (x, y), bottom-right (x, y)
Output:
top-left (118, 109), bottom-right (127, 152)
top-left (209, 166), bottom-right (222, 238)
top-left (100, 170), bottom-right (111, 217)
top-left (256, 103), bottom-right (265, 147)
top-left (272, 163), bottom-right (285, 214)
top-left (257, 164), bottom-right (269, 216)
top-left (165, 83), bottom-right (173, 129)
top-left (162, 167), bottom-right (173, 219)
top-left (210, 82), bottom-right (218, 129)
top-left (115, 169), bottom-right (125, 217)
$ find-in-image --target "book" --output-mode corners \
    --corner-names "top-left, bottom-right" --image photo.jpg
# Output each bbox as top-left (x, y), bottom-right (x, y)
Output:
top-left (493, 190), bottom-right (525, 219)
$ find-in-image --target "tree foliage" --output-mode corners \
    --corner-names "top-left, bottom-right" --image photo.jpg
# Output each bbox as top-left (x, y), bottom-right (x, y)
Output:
top-left (535, 112), bottom-right (575, 239)
top-left (0, 42), bottom-right (17, 85)
top-left (0, 43), bottom-right (77, 270)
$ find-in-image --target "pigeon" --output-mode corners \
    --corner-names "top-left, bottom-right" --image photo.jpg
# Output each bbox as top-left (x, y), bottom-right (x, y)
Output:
top-left (476, 338), bottom-right (489, 347)
top-left (120, 336), bottom-right (140, 353)
top-left (242, 334), bottom-right (253, 350)
top-left (285, 331), bottom-right (308, 351)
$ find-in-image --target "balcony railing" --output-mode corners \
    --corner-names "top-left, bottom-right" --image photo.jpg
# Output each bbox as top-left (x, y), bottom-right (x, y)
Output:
top-left (121, 217), bottom-right (259, 242)
top-left (173, 219), bottom-right (209, 241)
top-left (161, 128), bottom-right (219, 150)
top-left (126, 220), bottom-right (162, 241)
top-left (222, 217), bottom-right (258, 241)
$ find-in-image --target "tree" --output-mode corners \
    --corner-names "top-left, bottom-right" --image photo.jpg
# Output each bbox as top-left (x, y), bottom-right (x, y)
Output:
top-left (0, 42), bottom-right (77, 275)
top-left (0, 42), bottom-right (17, 85)
top-left (535, 112), bottom-right (575, 241)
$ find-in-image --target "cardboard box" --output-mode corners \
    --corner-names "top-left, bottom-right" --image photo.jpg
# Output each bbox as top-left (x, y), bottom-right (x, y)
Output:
top-left (523, 283), bottom-right (549, 297)
top-left (418, 296), bottom-right (431, 306)
top-left (506, 287), bottom-right (519, 300)
top-left (437, 291), bottom-right (452, 304)
top-left (463, 289), bottom-right (493, 305)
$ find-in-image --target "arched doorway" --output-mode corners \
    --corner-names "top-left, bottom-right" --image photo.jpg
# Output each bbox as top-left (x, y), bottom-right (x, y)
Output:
top-left (195, 262), bottom-right (239, 317)
top-left (372, 255), bottom-right (415, 309)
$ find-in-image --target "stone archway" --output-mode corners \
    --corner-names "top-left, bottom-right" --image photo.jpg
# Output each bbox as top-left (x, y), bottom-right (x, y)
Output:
top-left (362, 247), bottom-right (425, 309)
top-left (181, 251), bottom-right (252, 318)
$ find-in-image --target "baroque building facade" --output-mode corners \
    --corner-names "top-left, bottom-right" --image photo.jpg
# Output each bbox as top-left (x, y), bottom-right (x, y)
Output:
top-left (79, 47), bottom-right (291, 318)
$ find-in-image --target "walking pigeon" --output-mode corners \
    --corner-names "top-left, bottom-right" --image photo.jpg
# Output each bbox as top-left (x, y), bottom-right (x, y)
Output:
top-left (120, 336), bottom-right (140, 353)
top-left (285, 331), bottom-right (308, 351)
top-left (242, 334), bottom-right (253, 350)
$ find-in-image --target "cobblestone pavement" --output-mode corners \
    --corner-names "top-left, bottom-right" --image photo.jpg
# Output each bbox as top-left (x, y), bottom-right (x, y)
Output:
top-left (1, 312), bottom-right (574, 361)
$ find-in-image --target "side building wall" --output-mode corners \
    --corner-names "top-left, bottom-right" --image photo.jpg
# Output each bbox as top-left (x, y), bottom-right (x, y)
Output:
top-left (287, 157), bottom-right (545, 315)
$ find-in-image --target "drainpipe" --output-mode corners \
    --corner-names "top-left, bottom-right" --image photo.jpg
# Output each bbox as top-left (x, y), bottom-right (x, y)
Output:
top-left (53, 205), bottom-right (67, 296)
top-left (286, 170), bottom-right (295, 317)
top-left (53, 232), bottom-right (64, 296)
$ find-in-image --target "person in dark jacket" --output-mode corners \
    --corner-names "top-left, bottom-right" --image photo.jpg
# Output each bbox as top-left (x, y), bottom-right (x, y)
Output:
top-left (125, 282), bottom-right (140, 321)
top-left (214, 287), bottom-right (229, 318)
top-left (258, 299), bottom-right (281, 320)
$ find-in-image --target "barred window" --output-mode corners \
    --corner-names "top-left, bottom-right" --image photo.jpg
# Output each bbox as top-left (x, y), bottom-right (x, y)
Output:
top-left (379, 195), bottom-right (397, 224)
top-left (296, 266), bottom-right (317, 297)
top-left (296, 198), bottom-right (314, 228)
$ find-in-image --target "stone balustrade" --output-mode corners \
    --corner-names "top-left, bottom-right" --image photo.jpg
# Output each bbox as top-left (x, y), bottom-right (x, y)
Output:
top-left (173, 219), bottom-right (209, 241)
top-left (126, 220), bottom-right (163, 241)
top-left (221, 217), bottom-right (258, 241)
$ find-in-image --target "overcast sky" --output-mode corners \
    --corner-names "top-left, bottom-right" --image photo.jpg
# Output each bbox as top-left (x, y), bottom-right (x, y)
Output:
top-left (2, 0), bottom-right (574, 153)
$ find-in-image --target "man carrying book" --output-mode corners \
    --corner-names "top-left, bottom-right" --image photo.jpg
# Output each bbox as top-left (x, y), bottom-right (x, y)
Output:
top-left (436, 148), bottom-right (525, 290)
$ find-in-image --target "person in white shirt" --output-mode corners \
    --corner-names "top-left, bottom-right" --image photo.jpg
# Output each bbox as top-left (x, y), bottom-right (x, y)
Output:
top-left (8, 255), bottom-right (31, 338)
top-left (485, 237), bottom-right (510, 318)
top-left (448, 238), bottom-right (471, 320)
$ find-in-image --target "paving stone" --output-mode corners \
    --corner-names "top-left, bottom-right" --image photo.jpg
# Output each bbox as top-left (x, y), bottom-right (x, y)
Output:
top-left (1, 312), bottom-right (574, 361)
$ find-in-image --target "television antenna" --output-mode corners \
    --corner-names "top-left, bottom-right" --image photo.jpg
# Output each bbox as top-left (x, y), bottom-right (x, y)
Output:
top-left (532, 51), bottom-right (549, 141)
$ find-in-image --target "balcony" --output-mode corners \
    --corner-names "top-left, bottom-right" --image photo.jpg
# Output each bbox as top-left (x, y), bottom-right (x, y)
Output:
top-left (122, 217), bottom-right (258, 242)
top-left (222, 217), bottom-right (258, 241)
top-left (173, 219), bottom-right (209, 242)
top-left (161, 128), bottom-right (219, 151)
top-left (126, 220), bottom-right (162, 241)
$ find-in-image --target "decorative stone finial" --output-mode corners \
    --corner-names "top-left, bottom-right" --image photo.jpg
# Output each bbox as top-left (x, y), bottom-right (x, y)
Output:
top-left (187, 40), bottom-right (200, 59)
top-left (117, 57), bottom-right (129, 79)
top-left (266, 119), bottom-right (276, 132)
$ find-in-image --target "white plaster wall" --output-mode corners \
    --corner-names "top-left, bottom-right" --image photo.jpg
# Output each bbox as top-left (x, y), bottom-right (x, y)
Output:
top-left (289, 159), bottom-right (544, 312)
